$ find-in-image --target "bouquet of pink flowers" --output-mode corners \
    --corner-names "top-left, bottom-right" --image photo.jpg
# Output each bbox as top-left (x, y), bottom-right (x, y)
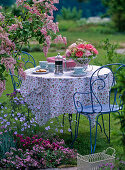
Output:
top-left (66, 39), bottom-right (98, 65)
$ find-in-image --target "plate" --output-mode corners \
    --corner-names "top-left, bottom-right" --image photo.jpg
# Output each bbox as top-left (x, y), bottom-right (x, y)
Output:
top-left (71, 72), bottom-right (87, 77)
top-left (32, 70), bottom-right (49, 74)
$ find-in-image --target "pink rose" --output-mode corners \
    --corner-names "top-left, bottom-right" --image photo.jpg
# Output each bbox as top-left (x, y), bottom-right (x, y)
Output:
top-left (92, 48), bottom-right (98, 55)
top-left (85, 44), bottom-right (94, 50)
top-left (85, 50), bottom-right (92, 57)
top-left (75, 51), bottom-right (83, 57)
top-left (77, 44), bottom-right (85, 49)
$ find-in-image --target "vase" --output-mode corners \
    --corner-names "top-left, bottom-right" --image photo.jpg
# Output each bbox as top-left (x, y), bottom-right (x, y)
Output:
top-left (74, 58), bottom-right (90, 71)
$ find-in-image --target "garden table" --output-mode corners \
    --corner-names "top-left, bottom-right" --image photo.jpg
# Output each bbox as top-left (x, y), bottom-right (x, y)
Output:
top-left (20, 65), bottom-right (112, 127)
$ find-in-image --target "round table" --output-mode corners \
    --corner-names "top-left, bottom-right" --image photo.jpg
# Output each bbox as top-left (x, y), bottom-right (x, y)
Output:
top-left (20, 65), bottom-right (111, 126)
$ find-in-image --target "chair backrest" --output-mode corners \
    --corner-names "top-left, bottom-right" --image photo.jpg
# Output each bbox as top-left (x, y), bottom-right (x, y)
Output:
top-left (10, 51), bottom-right (36, 90)
top-left (13, 51), bottom-right (36, 69)
top-left (89, 63), bottom-right (125, 112)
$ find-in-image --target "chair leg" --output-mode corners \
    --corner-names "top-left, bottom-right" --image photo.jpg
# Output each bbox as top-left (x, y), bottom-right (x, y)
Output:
top-left (109, 113), bottom-right (110, 143)
top-left (68, 114), bottom-right (73, 140)
top-left (93, 115), bottom-right (100, 153)
top-left (101, 113), bottom-right (110, 142)
top-left (88, 116), bottom-right (93, 154)
top-left (71, 112), bottom-right (80, 147)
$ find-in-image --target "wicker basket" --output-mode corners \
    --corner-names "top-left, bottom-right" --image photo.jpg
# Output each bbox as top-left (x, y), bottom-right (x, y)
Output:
top-left (77, 147), bottom-right (115, 170)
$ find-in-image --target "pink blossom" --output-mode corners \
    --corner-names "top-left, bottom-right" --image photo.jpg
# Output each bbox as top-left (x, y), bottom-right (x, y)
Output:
top-left (0, 12), bottom-right (5, 22)
top-left (75, 51), bottom-right (83, 57)
top-left (63, 37), bottom-right (67, 45)
top-left (85, 44), bottom-right (94, 50)
top-left (69, 43), bottom-right (77, 49)
top-left (92, 48), bottom-right (98, 55)
top-left (77, 44), bottom-right (85, 49)
top-left (66, 49), bottom-right (71, 57)
top-left (40, 27), bottom-right (47, 35)
top-left (85, 50), bottom-right (92, 57)
top-left (43, 46), bottom-right (48, 57)
top-left (0, 80), bottom-right (5, 97)
top-left (16, 0), bottom-right (26, 7)
top-left (18, 68), bottom-right (26, 80)
top-left (1, 57), bottom-right (16, 72)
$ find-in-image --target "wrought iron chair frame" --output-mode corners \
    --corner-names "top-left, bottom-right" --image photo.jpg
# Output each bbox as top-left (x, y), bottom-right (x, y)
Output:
top-left (10, 51), bottom-right (36, 91)
top-left (72, 63), bottom-right (125, 153)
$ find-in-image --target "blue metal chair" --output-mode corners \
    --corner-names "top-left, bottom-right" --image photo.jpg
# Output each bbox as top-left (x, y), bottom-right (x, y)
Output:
top-left (10, 51), bottom-right (36, 91)
top-left (72, 63), bottom-right (125, 153)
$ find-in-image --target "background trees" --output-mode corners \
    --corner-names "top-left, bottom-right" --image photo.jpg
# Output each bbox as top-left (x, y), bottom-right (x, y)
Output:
top-left (102, 0), bottom-right (125, 32)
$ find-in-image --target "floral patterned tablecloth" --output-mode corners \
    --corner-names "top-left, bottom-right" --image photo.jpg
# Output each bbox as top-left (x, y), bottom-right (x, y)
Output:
top-left (20, 65), bottom-right (111, 127)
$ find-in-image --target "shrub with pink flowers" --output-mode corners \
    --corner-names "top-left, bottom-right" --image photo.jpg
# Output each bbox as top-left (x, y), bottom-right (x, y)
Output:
top-left (66, 39), bottom-right (98, 65)
top-left (0, 0), bottom-right (67, 96)
top-left (1, 137), bottom-right (77, 169)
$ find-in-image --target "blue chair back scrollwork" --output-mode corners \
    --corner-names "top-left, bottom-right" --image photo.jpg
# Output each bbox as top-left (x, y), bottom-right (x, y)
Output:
top-left (10, 51), bottom-right (36, 91)
top-left (73, 63), bottom-right (125, 153)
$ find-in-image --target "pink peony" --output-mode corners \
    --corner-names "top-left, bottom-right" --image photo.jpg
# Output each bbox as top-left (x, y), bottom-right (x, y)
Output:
top-left (77, 44), bottom-right (85, 49)
top-left (93, 48), bottom-right (98, 55)
top-left (66, 49), bottom-right (71, 57)
top-left (85, 44), bottom-right (94, 50)
top-left (75, 51), bottom-right (83, 57)
top-left (85, 50), bottom-right (92, 57)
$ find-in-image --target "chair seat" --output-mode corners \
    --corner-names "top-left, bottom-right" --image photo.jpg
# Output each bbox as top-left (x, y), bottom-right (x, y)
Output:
top-left (77, 104), bottom-right (121, 114)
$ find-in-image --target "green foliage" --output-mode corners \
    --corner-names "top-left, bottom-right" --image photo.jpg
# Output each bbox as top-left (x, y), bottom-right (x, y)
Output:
top-left (102, 0), bottom-right (125, 32)
top-left (0, 132), bottom-right (16, 159)
top-left (58, 20), bottom-right (77, 31)
top-left (99, 38), bottom-right (119, 64)
top-left (56, 7), bottom-right (82, 21)
top-left (115, 69), bottom-right (125, 154)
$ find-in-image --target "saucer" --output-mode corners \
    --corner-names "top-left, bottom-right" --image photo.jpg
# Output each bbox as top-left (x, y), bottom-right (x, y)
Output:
top-left (32, 70), bottom-right (49, 74)
top-left (71, 72), bottom-right (87, 77)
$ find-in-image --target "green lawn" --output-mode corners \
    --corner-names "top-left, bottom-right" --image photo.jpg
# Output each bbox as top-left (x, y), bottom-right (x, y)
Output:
top-left (1, 26), bottom-right (125, 160)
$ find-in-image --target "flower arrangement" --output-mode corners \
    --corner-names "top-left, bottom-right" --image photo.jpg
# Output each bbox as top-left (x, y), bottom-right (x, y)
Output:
top-left (66, 39), bottom-right (98, 66)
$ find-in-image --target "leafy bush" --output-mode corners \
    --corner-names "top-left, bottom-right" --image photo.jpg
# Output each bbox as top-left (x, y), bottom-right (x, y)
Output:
top-left (76, 18), bottom-right (87, 26)
top-left (58, 20), bottom-right (77, 31)
top-left (57, 7), bottom-right (82, 21)
top-left (88, 25), bottom-right (116, 34)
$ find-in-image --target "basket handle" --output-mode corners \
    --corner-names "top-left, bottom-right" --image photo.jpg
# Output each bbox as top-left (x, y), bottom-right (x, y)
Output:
top-left (103, 147), bottom-right (116, 157)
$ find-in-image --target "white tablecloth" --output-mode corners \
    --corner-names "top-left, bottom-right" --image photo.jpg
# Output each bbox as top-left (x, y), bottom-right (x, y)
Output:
top-left (20, 65), bottom-right (111, 126)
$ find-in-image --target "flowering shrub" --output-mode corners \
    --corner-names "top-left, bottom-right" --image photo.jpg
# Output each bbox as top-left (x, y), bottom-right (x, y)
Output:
top-left (0, 0), bottom-right (67, 96)
top-left (0, 91), bottom-right (38, 136)
top-left (1, 138), bottom-right (77, 169)
top-left (66, 39), bottom-right (98, 65)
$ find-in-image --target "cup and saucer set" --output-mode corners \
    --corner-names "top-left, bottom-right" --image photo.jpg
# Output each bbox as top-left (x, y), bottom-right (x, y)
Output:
top-left (33, 61), bottom-right (55, 74)
top-left (71, 67), bottom-right (87, 77)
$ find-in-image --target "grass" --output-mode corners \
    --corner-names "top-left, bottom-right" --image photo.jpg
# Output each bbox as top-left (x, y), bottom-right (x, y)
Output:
top-left (1, 23), bottom-right (125, 161)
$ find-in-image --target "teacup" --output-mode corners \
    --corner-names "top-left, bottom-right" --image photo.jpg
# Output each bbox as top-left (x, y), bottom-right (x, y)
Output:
top-left (74, 67), bottom-right (84, 74)
top-left (39, 61), bottom-right (48, 69)
top-left (48, 62), bottom-right (55, 72)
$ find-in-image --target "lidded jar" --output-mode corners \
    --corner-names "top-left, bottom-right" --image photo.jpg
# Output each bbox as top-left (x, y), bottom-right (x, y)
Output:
top-left (55, 53), bottom-right (63, 74)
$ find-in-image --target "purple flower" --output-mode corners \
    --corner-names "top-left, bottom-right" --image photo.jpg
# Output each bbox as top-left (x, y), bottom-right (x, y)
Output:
top-left (4, 114), bottom-right (7, 117)
top-left (15, 117), bottom-right (18, 121)
top-left (60, 129), bottom-right (63, 133)
top-left (6, 122), bottom-right (10, 125)
top-left (68, 128), bottom-right (72, 132)
top-left (45, 126), bottom-right (50, 130)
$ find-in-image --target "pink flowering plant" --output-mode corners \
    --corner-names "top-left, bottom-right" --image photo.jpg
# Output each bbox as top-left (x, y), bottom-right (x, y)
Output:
top-left (66, 39), bottom-right (98, 65)
top-left (0, 0), bottom-right (67, 96)
top-left (1, 137), bottom-right (77, 169)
